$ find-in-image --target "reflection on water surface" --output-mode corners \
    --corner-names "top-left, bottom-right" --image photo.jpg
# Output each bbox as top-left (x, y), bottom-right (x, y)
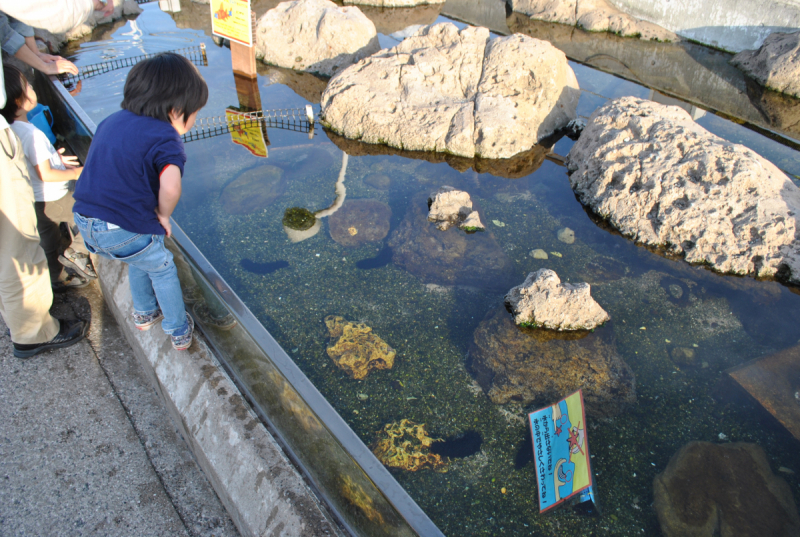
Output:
top-left (64, 2), bottom-right (800, 535)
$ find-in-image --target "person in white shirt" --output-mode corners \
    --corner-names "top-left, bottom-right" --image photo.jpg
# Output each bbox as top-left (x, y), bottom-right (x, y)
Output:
top-left (3, 62), bottom-right (96, 290)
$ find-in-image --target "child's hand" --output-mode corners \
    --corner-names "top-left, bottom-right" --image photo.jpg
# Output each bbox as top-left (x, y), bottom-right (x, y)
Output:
top-left (58, 148), bottom-right (81, 168)
top-left (156, 210), bottom-right (172, 238)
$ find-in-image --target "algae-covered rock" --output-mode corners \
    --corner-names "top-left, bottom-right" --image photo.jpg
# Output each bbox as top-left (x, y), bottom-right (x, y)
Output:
top-left (328, 199), bottom-right (392, 247)
top-left (654, 442), bottom-right (800, 537)
top-left (220, 165), bottom-right (285, 215)
top-left (283, 207), bottom-right (317, 231)
top-left (468, 306), bottom-right (635, 418)
top-left (325, 316), bottom-right (395, 379)
top-left (372, 419), bottom-right (447, 472)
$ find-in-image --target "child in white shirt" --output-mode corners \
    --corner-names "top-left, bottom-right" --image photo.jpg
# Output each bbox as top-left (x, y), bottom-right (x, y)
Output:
top-left (1, 63), bottom-right (96, 290)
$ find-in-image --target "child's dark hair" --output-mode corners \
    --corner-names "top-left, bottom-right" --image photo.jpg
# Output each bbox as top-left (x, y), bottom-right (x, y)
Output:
top-left (1, 63), bottom-right (28, 125)
top-left (121, 52), bottom-right (208, 124)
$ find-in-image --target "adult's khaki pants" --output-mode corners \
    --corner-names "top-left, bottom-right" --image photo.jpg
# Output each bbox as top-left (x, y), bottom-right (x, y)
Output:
top-left (0, 128), bottom-right (59, 345)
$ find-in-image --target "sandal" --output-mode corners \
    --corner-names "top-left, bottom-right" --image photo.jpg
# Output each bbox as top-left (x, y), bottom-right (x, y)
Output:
top-left (59, 247), bottom-right (97, 280)
top-left (52, 273), bottom-right (90, 293)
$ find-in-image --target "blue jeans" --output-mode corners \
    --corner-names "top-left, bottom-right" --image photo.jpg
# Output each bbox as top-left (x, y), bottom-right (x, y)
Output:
top-left (73, 213), bottom-right (189, 335)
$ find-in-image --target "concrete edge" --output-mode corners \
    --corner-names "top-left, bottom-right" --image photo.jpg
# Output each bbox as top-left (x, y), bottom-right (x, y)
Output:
top-left (94, 255), bottom-right (341, 537)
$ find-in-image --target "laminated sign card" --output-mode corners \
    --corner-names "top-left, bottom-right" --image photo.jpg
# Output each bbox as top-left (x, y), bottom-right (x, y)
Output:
top-left (210, 0), bottom-right (252, 46)
top-left (528, 390), bottom-right (596, 513)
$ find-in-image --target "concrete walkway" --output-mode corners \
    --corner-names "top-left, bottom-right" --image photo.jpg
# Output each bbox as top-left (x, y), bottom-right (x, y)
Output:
top-left (0, 281), bottom-right (240, 537)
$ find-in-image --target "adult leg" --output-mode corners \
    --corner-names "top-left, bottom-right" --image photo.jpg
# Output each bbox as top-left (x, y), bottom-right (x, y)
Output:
top-left (0, 129), bottom-right (59, 344)
top-left (34, 201), bottom-right (66, 282)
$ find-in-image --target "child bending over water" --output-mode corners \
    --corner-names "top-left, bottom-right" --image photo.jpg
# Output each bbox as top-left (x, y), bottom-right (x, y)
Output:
top-left (73, 53), bottom-right (208, 350)
top-left (1, 63), bottom-right (96, 291)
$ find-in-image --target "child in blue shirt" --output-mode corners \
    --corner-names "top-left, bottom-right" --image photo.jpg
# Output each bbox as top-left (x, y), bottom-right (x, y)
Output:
top-left (73, 53), bottom-right (208, 350)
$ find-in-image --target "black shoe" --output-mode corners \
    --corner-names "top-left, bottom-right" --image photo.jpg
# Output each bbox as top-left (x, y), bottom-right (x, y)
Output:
top-left (52, 273), bottom-right (90, 293)
top-left (13, 319), bottom-right (88, 358)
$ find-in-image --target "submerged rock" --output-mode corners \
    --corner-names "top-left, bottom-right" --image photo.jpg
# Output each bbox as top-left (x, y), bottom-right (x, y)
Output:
top-left (427, 187), bottom-right (484, 232)
top-left (220, 165), bottom-right (285, 215)
top-left (328, 199), bottom-right (392, 247)
top-left (731, 31), bottom-right (800, 98)
top-left (531, 249), bottom-right (549, 260)
top-left (388, 191), bottom-right (514, 290)
top-left (567, 97), bottom-right (800, 284)
top-left (468, 307), bottom-right (635, 418)
top-left (654, 442), bottom-right (800, 537)
top-left (321, 23), bottom-right (579, 159)
top-left (556, 227), bottom-right (575, 244)
top-left (325, 316), bottom-right (395, 379)
top-left (505, 269), bottom-right (610, 330)
top-left (254, 0), bottom-right (380, 77)
top-left (372, 419), bottom-right (447, 472)
top-left (509, 0), bottom-right (676, 42)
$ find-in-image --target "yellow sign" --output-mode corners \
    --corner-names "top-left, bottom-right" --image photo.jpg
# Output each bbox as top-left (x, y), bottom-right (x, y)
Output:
top-left (210, 0), bottom-right (252, 47)
top-left (226, 109), bottom-right (268, 158)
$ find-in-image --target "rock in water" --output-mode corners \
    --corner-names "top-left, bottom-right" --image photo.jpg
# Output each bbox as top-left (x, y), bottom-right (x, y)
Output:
top-left (321, 23), bottom-right (579, 159)
top-left (468, 307), bottom-right (635, 418)
top-left (505, 269), bottom-right (610, 330)
top-left (329, 199), bottom-right (392, 247)
top-left (254, 0), bottom-right (380, 77)
top-left (654, 442), bottom-right (800, 537)
top-left (220, 165), bottom-right (285, 215)
top-left (325, 316), bottom-right (395, 379)
top-left (557, 227), bottom-right (575, 244)
top-left (731, 31), bottom-right (800, 98)
top-left (509, 0), bottom-right (675, 42)
top-left (427, 187), bottom-right (484, 231)
top-left (388, 191), bottom-right (514, 290)
top-left (567, 96), bottom-right (800, 284)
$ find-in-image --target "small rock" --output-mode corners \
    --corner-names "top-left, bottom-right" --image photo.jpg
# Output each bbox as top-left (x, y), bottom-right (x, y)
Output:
top-left (550, 251), bottom-right (562, 258)
top-left (459, 210), bottom-right (485, 232)
top-left (670, 347), bottom-right (696, 367)
top-left (492, 220), bottom-right (506, 227)
top-left (505, 268), bottom-right (610, 330)
top-left (718, 432), bottom-right (728, 441)
top-left (530, 249), bottom-right (548, 259)
top-left (427, 187), bottom-right (477, 231)
top-left (779, 467), bottom-right (795, 475)
top-left (556, 227), bottom-right (575, 244)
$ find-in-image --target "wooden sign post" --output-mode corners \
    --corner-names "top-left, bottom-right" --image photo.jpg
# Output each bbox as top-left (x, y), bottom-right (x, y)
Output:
top-left (210, 0), bottom-right (256, 78)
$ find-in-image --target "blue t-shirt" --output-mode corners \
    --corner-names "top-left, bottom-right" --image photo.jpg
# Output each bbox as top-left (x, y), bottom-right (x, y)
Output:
top-left (74, 109), bottom-right (186, 235)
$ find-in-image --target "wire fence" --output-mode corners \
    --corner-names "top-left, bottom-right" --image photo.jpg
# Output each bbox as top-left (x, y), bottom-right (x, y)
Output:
top-left (183, 107), bottom-right (317, 143)
top-left (58, 44), bottom-right (207, 88)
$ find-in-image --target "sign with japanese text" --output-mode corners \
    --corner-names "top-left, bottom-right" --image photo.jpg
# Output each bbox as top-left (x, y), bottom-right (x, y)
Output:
top-left (529, 390), bottom-right (594, 513)
top-left (210, 0), bottom-right (252, 47)
top-left (226, 109), bottom-right (267, 158)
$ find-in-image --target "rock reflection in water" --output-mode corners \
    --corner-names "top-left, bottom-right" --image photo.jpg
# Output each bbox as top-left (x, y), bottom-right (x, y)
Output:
top-left (220, 165), bottom-right (285, 215)
top-left (326, 129), bottom-right (551, 179)
top-left (355, 4), bottom-right (442, 35)
top-left (468, 306), bottom-right (636, 418)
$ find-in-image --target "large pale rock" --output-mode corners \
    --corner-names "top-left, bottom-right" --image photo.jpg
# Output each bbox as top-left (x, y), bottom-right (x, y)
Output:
top-left (731, 31), bottom-right (800, 98)
top-left (567, 97), bottom-right (800, 283)
top-left (321, 23), bottom-right (579, 159)
top-left (468, 307), bottom-right (635, 418)
top-left (254, 0), bottom-right (380, 77)
top-left (510, 0), bottom-right (675, 42)
top-left (654, 442), bottom-right (800, 537)
top-left (505, 269), bottom-right (610, 330)
top-left (427, 187), bottom-right (483, 231)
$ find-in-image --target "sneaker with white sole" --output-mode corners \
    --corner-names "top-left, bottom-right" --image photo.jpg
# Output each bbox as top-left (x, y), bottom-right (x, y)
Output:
top-left (133, 308), bottom-right (164, 331)
top-left (171, 314), bottom-right (194, 351)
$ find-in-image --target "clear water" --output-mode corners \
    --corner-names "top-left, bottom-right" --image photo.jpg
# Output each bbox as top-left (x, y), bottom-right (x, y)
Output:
top-left (65, 3), bottom-right (800, 536)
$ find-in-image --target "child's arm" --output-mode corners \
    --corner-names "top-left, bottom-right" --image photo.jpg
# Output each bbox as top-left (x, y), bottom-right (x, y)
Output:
top-left (156, 164), bottom-right (182, 238)
top-left (35, 159), bottom-right (82, 182)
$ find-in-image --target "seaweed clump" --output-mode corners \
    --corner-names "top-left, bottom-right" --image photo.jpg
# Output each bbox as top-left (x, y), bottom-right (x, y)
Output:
top-left (283, 207), bottom-right (316, 231)
top-left (325, 315), bottom-right (395, 379)
top-left (372, 419), bottom-right (447, 472)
